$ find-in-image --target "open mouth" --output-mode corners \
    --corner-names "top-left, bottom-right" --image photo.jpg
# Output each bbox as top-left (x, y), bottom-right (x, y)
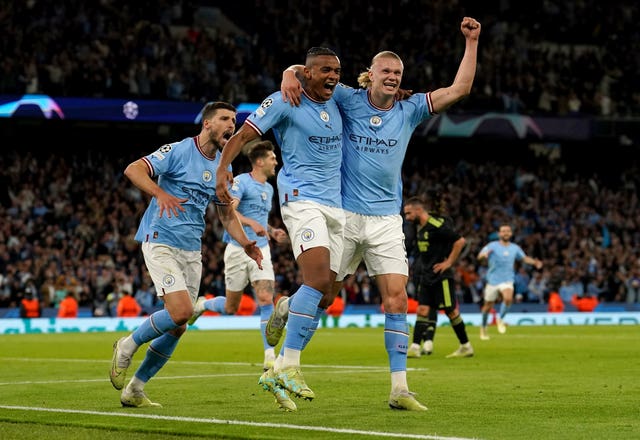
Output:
top-left (222, 131), bottom-right (233, 140)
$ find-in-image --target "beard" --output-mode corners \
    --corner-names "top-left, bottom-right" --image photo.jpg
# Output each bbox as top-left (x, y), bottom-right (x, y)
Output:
top-left (213, 139), bottom-right (223, 152)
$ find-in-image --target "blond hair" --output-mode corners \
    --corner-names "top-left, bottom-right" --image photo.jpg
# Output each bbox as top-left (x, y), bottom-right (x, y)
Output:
top-left (357, 51), bottom-right (403, 89)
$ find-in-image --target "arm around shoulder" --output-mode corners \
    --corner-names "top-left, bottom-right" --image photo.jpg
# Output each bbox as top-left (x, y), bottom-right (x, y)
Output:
top-left (281, 65), bottom-right (304, 106)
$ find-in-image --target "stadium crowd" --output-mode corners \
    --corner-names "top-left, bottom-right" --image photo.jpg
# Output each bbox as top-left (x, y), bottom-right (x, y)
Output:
top-left (1, 1), bottom-right (640, 316)
top-left (1, 0), bottom-right (638, 117)
top-left (1, 141), bottom-right (639, 316)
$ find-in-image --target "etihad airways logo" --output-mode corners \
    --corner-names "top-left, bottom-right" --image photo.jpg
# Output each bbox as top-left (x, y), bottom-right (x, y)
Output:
top-left (309, 134), bottom-right (342, 144)
top-left (348, 133), bottom-right (398, 147)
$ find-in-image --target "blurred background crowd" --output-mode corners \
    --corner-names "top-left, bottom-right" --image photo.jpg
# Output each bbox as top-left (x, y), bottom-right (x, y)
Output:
top-left (1, 1), bottom-right (639, 317)
top-left (2, 143), bottom-right (639, 317)
top-left (2, 0), bottom-right (638, 116)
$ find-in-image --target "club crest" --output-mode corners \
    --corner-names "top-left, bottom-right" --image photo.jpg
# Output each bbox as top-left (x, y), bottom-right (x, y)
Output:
top-left (301, 229), bottom-right (315, 242)
top-left (162, 274), bottom-right (176, 287)
top-left (370, 116), bottom-right (382, 127)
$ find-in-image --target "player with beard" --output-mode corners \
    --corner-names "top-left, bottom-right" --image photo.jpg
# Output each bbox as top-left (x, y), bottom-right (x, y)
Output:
top-left (403, 194), bottom-right (473, 359)
top-left (477, 223), bottom-right (543, 340)
top-left (188, 140), bottom-right (289, 372)
top-left (109, 101), bottom-right (263, 408)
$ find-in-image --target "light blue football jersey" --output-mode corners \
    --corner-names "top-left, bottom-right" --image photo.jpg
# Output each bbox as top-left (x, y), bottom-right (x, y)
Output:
top-left (222, 172), bottom-right (273, 248)
top-left (134, 137), bottom-right (231, 251)
top-left (245, 90), bottom-right (343, 208)
top-left (480, 241), bottom-right (526, 284)
top-left (333, 84), bottom-right (434, 215)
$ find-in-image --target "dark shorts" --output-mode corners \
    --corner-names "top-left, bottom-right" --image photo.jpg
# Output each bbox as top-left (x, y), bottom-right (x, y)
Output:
top-left (416, 278), bottom-right (457, 312)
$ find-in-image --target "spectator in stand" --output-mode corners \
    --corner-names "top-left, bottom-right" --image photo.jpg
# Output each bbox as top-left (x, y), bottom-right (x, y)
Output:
top-left (39, 275), bottom-right (56, 308)
top-left (52, 275), bottom-right (69, 308)
top-left (558, 274), bottom-right (585, 303)
top-left (236, 292), bottom-right (258, 316)
top-left (527, 270), bottom-right (549, 303)
top-left (20, 291), bottom-right (41, 318)
top-left (92, 292), bottom-right (110, 317)
top-left (514, 266), bottom-right (531, 303)
top-left (341, 274), bottom-right (361, 304)
top-left (1, 2), bottom-right (638, 116)
top-left (571, 293), bottom-right (599, 312)
top-left (117, 290), bottom-right (142, 317)
top-left (324, 292), bottom-right (345, 327)
top-left (547, 291), bottom-right (565, 313)
top-left (57, 291), bottom-right (79, 318)
top-left (456, 259), bottom-right (482, 304)
top-left (133, 279), bottom-right (156, 315)
top-left (407, 296), bottom-right (419, 314)
top-left (586, 273), bottom-right (608, 302)
top-left (624, 267), bottom-right (640, 304)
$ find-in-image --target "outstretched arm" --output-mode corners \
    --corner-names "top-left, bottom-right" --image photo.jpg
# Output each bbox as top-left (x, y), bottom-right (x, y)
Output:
top-left (477, 248), bottom-right (490, 263)
top-left (523, 255), bottom-right (543, 270)
top-left (430, 17), bottom-right (481, 114)
top-left (215, 123), bottom-right (260, 204)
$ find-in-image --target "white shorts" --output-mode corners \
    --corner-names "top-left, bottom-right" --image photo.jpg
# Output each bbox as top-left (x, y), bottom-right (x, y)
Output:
top-left (338, 211), bottom-right (408, 279)
top-left (142, 242), bottom-right (201, 302)
top-left (483, 282), bottom-right (514, 302)
top-left (280, 200), bottom-right (345, 274)
top-left (224, 243), bottom-right (274, 292)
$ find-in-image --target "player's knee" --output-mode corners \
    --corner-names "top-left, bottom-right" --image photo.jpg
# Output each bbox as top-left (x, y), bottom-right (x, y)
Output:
top-left (170, 309), bottom-right (193, 325)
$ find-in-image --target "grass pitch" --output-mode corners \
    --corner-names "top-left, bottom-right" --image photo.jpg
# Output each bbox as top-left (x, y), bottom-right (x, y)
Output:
top-left (0, 324), bottom-right (638, 440)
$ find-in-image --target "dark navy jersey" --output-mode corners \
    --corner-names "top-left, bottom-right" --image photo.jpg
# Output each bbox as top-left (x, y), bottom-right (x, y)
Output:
top-left (412, 214), bottom-right (461, 285)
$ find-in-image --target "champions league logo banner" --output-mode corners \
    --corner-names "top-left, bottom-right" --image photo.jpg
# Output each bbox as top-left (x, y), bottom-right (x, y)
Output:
top-left (0, 94), bottom-right (593, 141)
top-left (0, 94), bottom-right (260, 125)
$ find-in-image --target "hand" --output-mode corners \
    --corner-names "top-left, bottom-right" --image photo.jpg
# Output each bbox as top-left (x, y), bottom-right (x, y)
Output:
top-left (281, 70), bottom-right (302, 107)
top-left (461, 17), bottom-right (481, 40)
top-left (432, 260), bottom-right (451, 274)
top-left (395, 88), bottom-right (413, 101)
top-left (244, 241), bottom-right (264, 270)
top-left (252, 223), bottom-right (268, 237)
top-left (215, 169), bottom-right (234, 204)
top-left (271, 228), bottom-right (289, 244)
top-left (155, 191), bottom-right (187, 218)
